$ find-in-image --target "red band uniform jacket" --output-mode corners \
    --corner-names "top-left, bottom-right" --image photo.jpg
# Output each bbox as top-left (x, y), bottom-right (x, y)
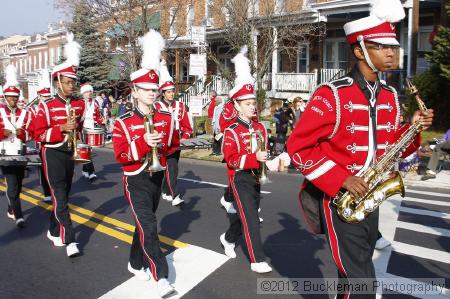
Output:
top-left (154, 99), bottom-right (192, 155)
top-left (286, 67), bottom-right (421, 234)
top-left (223, 116), bottom-right (267, 178)
top-left (113, 106), bottom-right (172, 175)
top-left (33, 94), bottom-right (85, 151)
top-left (0, 105), bottom-right (33, 143)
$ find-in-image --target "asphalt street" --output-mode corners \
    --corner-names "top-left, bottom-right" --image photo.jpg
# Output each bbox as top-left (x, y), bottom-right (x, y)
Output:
top-left (0, 147), bottom-right (449, 299)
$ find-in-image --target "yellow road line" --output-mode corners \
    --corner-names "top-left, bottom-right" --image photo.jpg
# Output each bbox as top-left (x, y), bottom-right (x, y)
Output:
top-left (0, 184), bottom-right (182, 251)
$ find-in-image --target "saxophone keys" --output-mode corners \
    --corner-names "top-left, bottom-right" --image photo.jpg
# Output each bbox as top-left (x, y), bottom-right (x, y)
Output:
top-left (364, 199), bottom-right (375, 212)
top-left (355, 211), bottom-right (365, 221)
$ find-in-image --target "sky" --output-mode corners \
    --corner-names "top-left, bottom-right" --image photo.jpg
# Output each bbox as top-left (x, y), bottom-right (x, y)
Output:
top-left (0, 0), bottom-right (67, 37)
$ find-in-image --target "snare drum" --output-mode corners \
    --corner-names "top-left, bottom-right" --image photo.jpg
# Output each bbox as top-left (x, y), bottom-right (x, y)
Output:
top-left (0, 137), bottom-right (26, 156)
top-left (75, 143), bottom-right (92, 164)
top-left (83, 128), bottom-right (105, 147)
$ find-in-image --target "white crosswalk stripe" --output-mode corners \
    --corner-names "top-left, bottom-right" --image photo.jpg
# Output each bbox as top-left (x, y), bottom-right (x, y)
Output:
top-left (375, 186), bottom-right (450, 298)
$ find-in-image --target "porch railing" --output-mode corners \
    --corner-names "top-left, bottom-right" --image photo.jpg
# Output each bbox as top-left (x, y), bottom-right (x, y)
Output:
top-left (319, 68), bottom-right (346, 84)
top-left (274, 72), bottom-right (318, 92)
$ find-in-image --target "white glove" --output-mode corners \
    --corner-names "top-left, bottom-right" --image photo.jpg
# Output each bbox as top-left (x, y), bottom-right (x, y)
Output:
top-left (265, 157), bottom-right (280, 172)
top-left (278, 152), bottom-right (291, 167)
top-left (144, 132), bottom-right (162, 148)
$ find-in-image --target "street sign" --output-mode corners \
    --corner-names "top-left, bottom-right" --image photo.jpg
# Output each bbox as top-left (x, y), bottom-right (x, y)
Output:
top-left (190, 26), bottom-right (206, 45)
top-left (189, 95), bottom-right (203, 117)
top-left (189, 54), bottom-right (207, 77)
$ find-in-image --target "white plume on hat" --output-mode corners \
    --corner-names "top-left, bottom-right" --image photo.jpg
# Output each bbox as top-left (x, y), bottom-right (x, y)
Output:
top-left (4, 65), bottom-right (19, 89)
top-left (38, 69), bottom-right (51, 89)
top-left (159, 59), bottom-right (173, 84)
top-left (231, 46), bottom-right (254, 87)
top-left (139, 29), bottom-right (165, 72)
top-left (370, 0), bottom-right (405, 23)
top-left (63, 32), bottom-right (82, 67)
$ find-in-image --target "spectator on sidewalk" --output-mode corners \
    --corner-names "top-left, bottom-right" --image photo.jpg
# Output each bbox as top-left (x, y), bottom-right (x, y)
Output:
top-left (291, 97), bottom-right (307, 127)
top-left (273, 102), bottom-right (292, 154)
top-left (211, 95), bottom-right (224, 155)
top-left (422, 129), bottom-right (450, 180)
top-left (207, 90), bottom-right (217, 119)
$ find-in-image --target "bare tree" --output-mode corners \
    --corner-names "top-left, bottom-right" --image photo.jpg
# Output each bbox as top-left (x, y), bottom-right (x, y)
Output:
top-left (209, 0), bottom-right (325, 103)
top-left (55, 0), bottom-right (185, 74)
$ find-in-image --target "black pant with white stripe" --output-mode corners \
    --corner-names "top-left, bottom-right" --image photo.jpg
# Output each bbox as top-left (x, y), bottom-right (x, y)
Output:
top-left (82, 161), bottom-right (95, 175)
top-left (320, 197), bottom-right (379, 299)
top-left (124, 171), bottom-right (168, 281)
top-left (39, 149), bottom-right (51, 197)
top-left (42, 147), bottom-right (76, 244)
top-left (162, 150), bottom-right (180, 198)
top-left (1, 165), bottom-right (25, 219)
top-left (225, 171), bottom-right (265, 263)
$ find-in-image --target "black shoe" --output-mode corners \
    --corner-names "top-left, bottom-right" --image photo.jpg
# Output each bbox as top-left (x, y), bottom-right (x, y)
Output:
top-left (16, 218), bottom-right (25, 228)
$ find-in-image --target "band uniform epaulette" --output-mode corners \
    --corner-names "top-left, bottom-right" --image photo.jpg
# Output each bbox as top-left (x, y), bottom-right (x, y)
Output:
top-left (118, 110), bottom-right (133, 120)
top-left (330, 76), bottom-right (354, 88)
top-left (227, 122), bottom-right (239, 130)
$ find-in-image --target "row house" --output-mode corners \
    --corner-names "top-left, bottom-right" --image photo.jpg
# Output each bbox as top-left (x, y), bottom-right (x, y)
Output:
top-left (2, 23), bottom-right (67, 100)
top-left (104, 0), bottom-right (441, 105)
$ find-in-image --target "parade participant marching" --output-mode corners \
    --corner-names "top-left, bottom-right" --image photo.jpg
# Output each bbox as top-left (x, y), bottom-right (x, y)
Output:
top-left (112, 30), bottom-right (175, 298)
top-left (0, 65), bottom-right (33, 228)
top-left (30, 70), bottom-right (53, 203)
top-left (157, 59), bottom-right (192, 206)
top-left (219, 47), bottom-right (289, 273)
top-left (286, 1), bottom-right (433, 297)
top-left (34, 33), bottom-right (85, 257)
top-left (80, 83), bottom-right (102, 182)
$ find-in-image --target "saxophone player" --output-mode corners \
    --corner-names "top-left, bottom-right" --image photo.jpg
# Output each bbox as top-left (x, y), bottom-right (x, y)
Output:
top-left (33, 33), bottom-right (85, 257)
top-left (286, 1), bottom-right (433, 298)
top-left (112, 30), bottom-right (174, 298)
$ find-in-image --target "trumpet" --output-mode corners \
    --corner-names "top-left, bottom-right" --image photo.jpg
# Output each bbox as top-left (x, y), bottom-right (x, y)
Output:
top-left (143, 106), bottom-right (165, 172)
top-left (67, 107), bottom-right (77, 153)
top-left (251, 130), bottom-right (271, 185)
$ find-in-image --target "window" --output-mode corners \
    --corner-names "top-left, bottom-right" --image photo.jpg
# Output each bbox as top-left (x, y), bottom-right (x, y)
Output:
top-left (49, 49), bottom-right (54, 66)
top-left (248, 0), bottom-right (259, 17)
top-left (297, 44), bottom-right (309, 73)
top-left (38, 52), bottom-right (42, 70)
top-left (204, 0), bottom-right (214, 27)
top-left (44, 51), bottom-right (48, 68)
top-left (186, 5), bottom-right (194, 30)
top-left (418, 26), bottom-right (433, 52)
top-left (275, 0), bottom-right (285, 13)
top-left (28, 57), bottom-right (32, 72)
top-left (169, 7), bottom-right (177, 37)
top-left (324, 39), bottom-right (349, 70)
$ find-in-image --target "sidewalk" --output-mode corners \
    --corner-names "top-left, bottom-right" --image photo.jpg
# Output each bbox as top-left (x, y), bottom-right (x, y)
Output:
top-left (402, 170), bottom-right (450, 189)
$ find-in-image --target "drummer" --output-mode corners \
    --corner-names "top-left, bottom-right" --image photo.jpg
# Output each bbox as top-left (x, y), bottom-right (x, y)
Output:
top-left (34, 33), bottom-right (85, 257)
top-left (157, 60), bottom-right (192, 206)
top-left (0, 65), bottom-right (33, 228)
top-left (80, 83), bottom-right (103, 182)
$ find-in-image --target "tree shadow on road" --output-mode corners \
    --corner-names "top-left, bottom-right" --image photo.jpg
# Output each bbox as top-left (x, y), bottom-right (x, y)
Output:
top-left (158, 195), bottom-right (201, 243)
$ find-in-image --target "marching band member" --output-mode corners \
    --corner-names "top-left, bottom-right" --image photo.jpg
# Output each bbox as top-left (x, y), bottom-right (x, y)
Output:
top-left (112, 30), bottom-right (175, 298)
top-left (32, 70), bottom-right (53, 203)
top-left (34, 33), bottom-right (85, 257)
top-left (286, 1), bottom-right (433, 297)
top-left (0, 65), bottom-right (32, 228)
top-left (220, 47), bottom-right (280, 273)
top-left (157, 59), bottom-right (192, 206)
top-left (80, 83), bottom-right (102, 182)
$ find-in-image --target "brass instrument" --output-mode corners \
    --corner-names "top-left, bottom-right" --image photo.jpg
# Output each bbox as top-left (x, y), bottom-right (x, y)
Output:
top-left (334, 78), bottom-right (428, 223)
top-left (67, 105), bottom-right (91, 163)
top-left (251, 130), bottom-right (271, 184)
top-left (143, 106), bottom-right (165, 172)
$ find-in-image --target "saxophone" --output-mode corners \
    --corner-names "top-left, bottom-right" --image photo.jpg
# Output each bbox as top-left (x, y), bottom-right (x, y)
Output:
top-left (334, 79), bottom-right (428, 223)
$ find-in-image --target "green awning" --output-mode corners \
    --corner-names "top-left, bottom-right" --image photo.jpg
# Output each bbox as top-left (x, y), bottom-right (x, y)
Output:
top-left (106, 12), bottom-right (160, 38)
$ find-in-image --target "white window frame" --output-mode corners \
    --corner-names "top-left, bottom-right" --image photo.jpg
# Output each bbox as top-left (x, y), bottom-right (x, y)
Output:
top-left (169, 7), bottom-right (177, 37)
top-left (275, 0), bottom-right (285, 14)
top-left (186, 5), bottom-right (194, 31)
top-left (297, 43), bottom-right (310, 73)
top-left (323, 38), bottom-right (348, 70)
